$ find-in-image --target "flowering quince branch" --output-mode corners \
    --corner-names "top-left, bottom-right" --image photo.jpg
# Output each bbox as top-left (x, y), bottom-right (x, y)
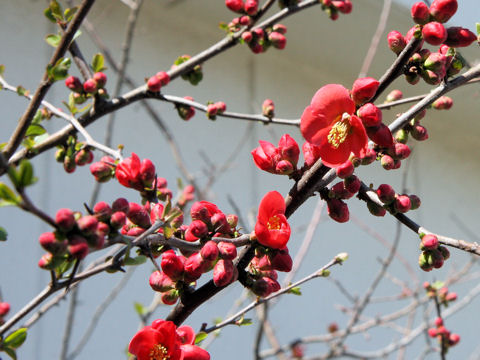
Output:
top-left (202, 253), bottom-right (347, 334)
top-left (0, 75), bottom-right (122, 160)
top-left (357, 183), bottom-right (480, 256)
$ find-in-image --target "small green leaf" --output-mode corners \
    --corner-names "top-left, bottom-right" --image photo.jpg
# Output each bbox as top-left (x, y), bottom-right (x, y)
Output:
top-left (235, 317), bottom-right (252, 326)
top-left (0, 64), bottom-right (5, 76)
top-left (43, 8), bottom-right (56, 23)
top-left (18, 160), bottom-right (36, 188)
top-left (72, 30), bottom-right (82, 43)
top-left (0, 226), bottom-right (7, 241)
top-left (0, 183), bottom-right (20, 205)
top-left (4, 328), bottom-right (27, 349)
top-left (32, 110), bottom-right (43, 125)
top-left (476, 23), bottom-right (480, 36)
top-left (47, 57), bottom-right (71, 81)
top-left (16, 86), bottom-right (27, 96)
top-left (432, 281), bottom-right (445, 290)
top-left (64, 7), bottom-right (78, 22)
top-left (176, 177), bottom-right (184, 190)
top-left (194, 332), bottom-right (208, 344)
top-left (124, 255), bottom-right (147, 266)
top-left (7, 165), bottom-right (20, 189)
top-left (25, 124), bottom-right (46, 137)
top-left (287, 286), bottom-right (302, 296)
top-left (0, 143), bottom-right (6, 150)
top-left (91, 53), bottom-right (105, 73)
top-left (163, 225), bottom-right (174, 240)
top-left (134, 302), bottom-right (146, 316)
top-left (49, 0), bottom-right (63, 20)
top-left (3, 346), bottom-right (17, 360)
top-left (45, 34), bottom-right (61, 48)
top-left (218, 22), bottom-right (228, 31)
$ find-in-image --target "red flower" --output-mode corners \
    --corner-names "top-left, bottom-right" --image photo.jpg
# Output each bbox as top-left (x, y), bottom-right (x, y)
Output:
top-left (255, 191), bottom-right (291, 249)
top-left (129, 320), bottom-right (210, 360)
top-left (300, 84), bottom-right (368, 167)
top-left (251, 134), bottom-right (299, 175)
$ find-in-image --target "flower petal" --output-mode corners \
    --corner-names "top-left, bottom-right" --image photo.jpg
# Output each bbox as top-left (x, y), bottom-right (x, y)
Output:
top-left (257, 191), bottom-right (286, 223)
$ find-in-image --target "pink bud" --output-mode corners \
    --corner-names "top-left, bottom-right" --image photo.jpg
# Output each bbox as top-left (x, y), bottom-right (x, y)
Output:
top-left (302, 142), bottom-right (322, 167)
top-left (225, 0), bottom-right (244, 13)
top-left (65, 76), bottom-right (83, 93)
top-left (336, 160), bottom-right (354, 179)
top-left (161, 290), bottom-right (179, 305)
top-left (0, 302), bottom-right (10, 316)
top-left (332, 0), bottom-right (352, 13)
top-left (110, 211), bottom-right (126, 229)
top-left (68, 235), bottom-right (89, 260)
top-left (147, 76), bottom-right (162, 92)
top-left (93, 72), bottom-right (107, 88)
top-left (432, 96), bottom-right (453, 110)
top-left (422, 22), bottom-right (447, 46)
top-left (89, 157), bottom-right (114, 183)
top-left (376, 184), bottom-right (396, 204)
top-left (39, 232), bottom-right (66, 254)
top-left (55, 208), bottom-right (76, 231)
top-left (262, 99), bottom-right (275, 118)
top-left (244, 0), bottom-right (258, 15)
top-left (217, 241), bottom-right (237, 260)
top-left (444, 26), bottom-right (477, 48)
top-left (449, 333), bottom-right (460, 346)
top-left (149, 271), bottom-right (175, 292)
top-left (278, 134), bottom-right (300, 167)
top-left (429, 0), bottom-right (458, 23)
top-left (213, 259), bottom-right (235, 287)
top-left (357, 103), bottom-right (382, 127)
top-left (272, 24), bottom-right (287, 34)
top-left (188, 220), bottom-right (209, 239)
top-left (424, 52), bottom-right (447, 72)
top-left (77, 215), bottom-right (99, 235)
top-left (184, 253), bottom-right (208, 282)
top-left (421, 234), bottom-right (439, 250)
top-left (394, 195), bottom-right (411, 213)
top-left (327, 198), bottom-right (349, 223)
top-left (386, 89), bottom-right (403, 102)
top-left (367, 200), bottom-right (387, 217)
top-left (381, 154), bottom-right (394, 170)
top-left (127, 202), bottom-right (151, 229)
top-left (83, 78), bottom-right (97, 93)
top-left (200, 241), bottom-right (219, 261)
top-left (387, 31), bottom-right (407, 55)
top-left (411, 2), bottom-right (430, 24)
top-left (351, 77), bottom-right (379, 105)
top-left (139, 158), bottom-right (156, 187)
top-left (394, 143), bottom-right (411, 160)
top-left (242, 31), bottom-right (253, 43)
top-left (269, 32), bottom-right (287, 50)
top-left (428, 328), bottom-right (438, 337)
top-left (367, 124), bottom-right (394, 148)
top-left (93, 201), bottom-right (112, 222)
top-left (409, 194), bottom-right (422, 210)
top-left (112, 197), bottom-right (129, 213)
top-left (411, 124), bottom-right (429, 141)
top-left (445, 292), bottom-right (457, 301)
top-left (270, 248), bottom-right (292, 272)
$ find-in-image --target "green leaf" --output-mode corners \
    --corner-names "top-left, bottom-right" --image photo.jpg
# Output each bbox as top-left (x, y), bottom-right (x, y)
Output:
top-left (0, 143), bottom-right (6, 150)
top-left (47, 57), bottom-right (71, 81)
top-left (0, 64), bottom-right (5, 76)
top-left (49, 0), bottom-right (63, 21)
top-left (0, 183), bottom-right (20, 205)
top-left (64, 7), bottom-right (78, 22)
top-left (476, 23), bottom-right (480, 36)
top-left (43, 8), bottom-right (56, 23)
top-left (235, 317), bottom-right (252, 326)
top-left (72, 30), bottom-right (82, 43)
top-left (124, 255), bottom-right (147, 266)
top-left (25, 124), bottom-right (46, 137)
top-left (163, 225), bottom-right (174, 240)
top-left (4, 328), bottom-right (27, 349)
top-left (91, 53), bottom-right (105, 73)
top-left (18, 160), bottom-right (36, 187)
top-left (133, 302), bottom-right (146, 316)
top-left (0, 226), bottom-right (7, 241)
top-left (45, 34), bottom-right (61, 48)
top-left (432, 281), bottom-right (445, 290)
top-left (194, 332), bottom-right (208, 344)
top-left (3, 346), bottom-right (17, 360)
top-left (287, 286), bottom-right (302, 296)
top-left (176, 177), bottom-right (184, 190)
top-left (32, 110), bottom-right (43, 125)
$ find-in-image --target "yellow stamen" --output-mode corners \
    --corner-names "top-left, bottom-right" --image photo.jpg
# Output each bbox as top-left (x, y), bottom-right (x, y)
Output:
top-left (327, 113), bottom-right (351, 149)
top-left (149, 344), bottom-right (170, 360)
top-left (267, 215), bottom-right (281, 230)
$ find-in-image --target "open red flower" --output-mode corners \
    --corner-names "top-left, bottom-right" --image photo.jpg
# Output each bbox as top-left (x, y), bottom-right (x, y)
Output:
top-left (116, 153), bottom-right (156, 191)
top-left (255, 191), bottom-right (291, 249)
top-left (129, 320), bottom-right (210, 360)
top-left (300, 84), bottom-right (368, 167)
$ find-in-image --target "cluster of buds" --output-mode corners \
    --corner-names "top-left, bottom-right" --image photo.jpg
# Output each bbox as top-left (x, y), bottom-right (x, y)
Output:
top-left (112, 153), bottom-right (156, 193)
top-left (172, 55), bottom-right (203, 86)
top-left (65, 72), bottom-right (108, 104)
top-left (319, 0), bottom-right (353, 21)
top-left (226, 15), bottom-right (252, 35)
top-left (366, 183), bottom-right (421, 218)
top-left (322, 160), bottom-right (360, 223)
top-left (251, 134), bottom-right (300, 175)
top-left (394, 108), bottom-right (430, 144)
top-left (424, 282), bottom-right (457, 304)
top-left (247, 247), bottom-right (292, 297)
top-left (241, 23), bottom-right (288, 54)
top-left (427, 317), bottom-right (460, 351)
top-left (225, 0), bottom-right (259, 16)
top-left (175, 96), bottom-right (196, 121)
top-left (418, 234), bottom-right (450, 271)
top-left (146, 71), bottom-right (170, 92)
top-left (0, 301), bottom-right (10, 325)
top-left (205, 101), bottom-right (227, 120)
top-left (38, 204), bottom-right (118, 269)
top-left (55, 135), bottom-right (94, 174)
top-left (89, 156), bottom-right (116, 183)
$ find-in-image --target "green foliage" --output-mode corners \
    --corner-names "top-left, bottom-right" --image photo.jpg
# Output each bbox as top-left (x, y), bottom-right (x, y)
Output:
top-left (287, 286), bottom-right (302, 295)
top-left (91, 53), bottom-right (106, 73)
top-left (134, 302), bottom-right (147, 316)
top-left (47, 57), bottom-right (71, 81)
top-left (0, 226), bottom-right (7, 241)
top-left (124, 255), bottom-right (147, 266)
top-left (3, 328), bottom-right (27, 349)
top-left (45, 34), bottom-right (61, 48)
top-left (194, 332), bottom-right (208, 344)
top-left (0, 182), bottom-right (20, 207)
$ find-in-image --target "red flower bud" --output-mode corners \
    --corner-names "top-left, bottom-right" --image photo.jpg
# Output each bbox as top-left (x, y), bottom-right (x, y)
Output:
top-left (93, 201), bottom-right (112, 222)
top-left (77, 215), bottom-right (99, 235)
top-left (0, 302), bottom-right (10, 317)
top-left (367, 123), bottom-right (394, 148)
top-left (184, 253), bottom-right (209, 282)
top-left (213, 259), bottom-right (235, 287)
top-left (188, 220), bottom-right (209, 239)
top-left (242, 31), bottom-right (253, 42)
top-left (357, 103), bottom-right (382, 127)
top-left (140, 158), bottom-right (156, 187)
top-left (367, 200), bottom-right (387, 217)
top-left (200, 241), bottom-right (219, 261)
top-left (344, 175), bottom-right (360, 194)
top-left (376, 184), bottom-right (395, 204)
top-left (302, 142), bottom-right (322, 167)
top-left (270, 248), bottom-right (292, 272)
top-left (432, 96), bottom-right (453, 110)
top-left (90, 157), bottom-right (115, 183)
top-left (217, 241), bottom-right (237, 260)
top-left (409, 194), bottom-right (422, 210)
top-left (39, 232), bottom-right (66, 254)
top-left (449, 333), bottom-right (460, 346)
top-left (244, 0), bottom-right (258, 15)
top-left (445, 292), bottom-right (457, 301)
top-left (110, 211), bottom-right (126, 229)
top-left (336, 160), bottom-right (354, 179)
top-left (429, 0), bottom-right (457, 23)
top-left (269, 32), bottom-right (287, 50)
top-left (147, 76), bottom-right (162, 92)
top-left (65, 76), bottom-right (83, 93)
top-left (262, 99), bottom-right (275, 118)
top-left (421, 234), bottom-right (439, 250)
top-left (381, 154), bottom-right (394, 170)
top-left (83, 78), bottom-right (97, 93)
top-left (127, 202), bottom-right (151, 228)
top-left (387, 31), bottom-right (407, 55)
top-left (386, 89), bottom-right (403, 102)
top-left (93, 72), bottom-right (107, 88)
top-left (424, 52), bottom-right (447, 72)
top-left (332, 0), bottom-right (352, 13)
top-left (394, 195), bottom-right (411, 213)
top-left (112, 197), bottom-right (129, 213)
top-left (278, 134), bottom-right (300, 167)
top-left (411, 2), bottom-right (430, 24)
top-left (351, 77), bottom-right (379, 106)
top-left (394, 143), bottom-right (411, 160)
top-left (272, 24), bottom-right (287, 34)
top-left (68, 235), bottom-right (89, 260)
top-left (161, 290), bottom-right (179, 305)
top-left (444, 26), bottom-right (477, 47)
top-left (327, 198), bottom-right (349, 223)
top-left (428, 328), bottom-right (438, 337)
top-left (422, 22), bottom-right (447, 46)
top-left (149, 271), bottom-right (175, 292)
top-left (161, 250), bottom-right (184, 281)
top-left (225, 0), bottom-right (244, 12)
top-left (251, 140), bottom-right (279, 173)
top-left (411, 124), bottom-right (429, 141)
top-left (55, 208), bottom-right (76, 231)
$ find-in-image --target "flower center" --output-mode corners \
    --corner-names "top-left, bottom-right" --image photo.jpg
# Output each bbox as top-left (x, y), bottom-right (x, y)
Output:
top-left (267, 215), bottom-right (281, 230)
top-left (149, 344), bottom-right (170, 360)
top-left (327, 113), bottom-right (351, 149)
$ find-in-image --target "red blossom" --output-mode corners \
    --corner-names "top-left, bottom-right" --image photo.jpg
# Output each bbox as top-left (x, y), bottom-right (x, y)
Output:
top-left (300, 84), bottom-right (368, 167)
top-left (255, 191), bottom-right (291, 249)
top-left (251, 134), bottom-right (299, 174)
